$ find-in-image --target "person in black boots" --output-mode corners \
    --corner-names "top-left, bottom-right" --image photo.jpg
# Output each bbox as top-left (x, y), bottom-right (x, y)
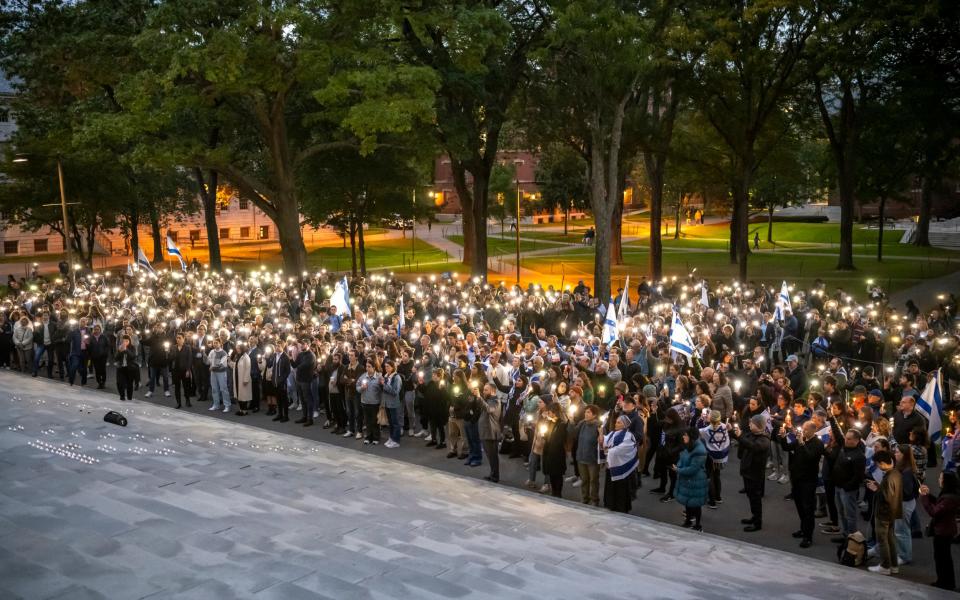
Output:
top-left (421, 368), bottom-right (449, 449)
top-left (732, 414), bottom-right (771, 532)
top-left (293, 338), bottom-right (316, 426)
top-left (650, 407), bottom-right (684, 502)
top-left (271, 342), bottom-right (291, 423)
top-left (87, 324), bottom-right (111, 389)
top-left (115, 334), bottom-right (139, 401)
top-left (247, 335), bottom-right (262, 413)
top-left (779, 420), bottom-right (825, 548)
top-left (192, 327), bottom-right (210, 403)
top-left (171, 333), bottom-right (194, 409)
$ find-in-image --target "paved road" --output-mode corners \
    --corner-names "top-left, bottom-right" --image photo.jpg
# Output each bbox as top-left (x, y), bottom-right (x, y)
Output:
top-left (0, 374), bottom-right (950, 600)
top-left (3, 366), bottom-right (947, 591)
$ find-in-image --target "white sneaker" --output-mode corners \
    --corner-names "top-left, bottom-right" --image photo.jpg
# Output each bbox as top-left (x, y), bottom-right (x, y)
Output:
top-left (385, 440), bottom-right (399, 448)
top-left (363, 440), bottom-right (371, 445)
top-left (572, 479), bottom-right (582, 488)
top-left (313, 411), bottom-right (319, 419)
top-left (890, 565), bottom-right (900, 574)
top-left (778, 474), bottom-right (790, 484)
top-left (222, 406), bottom-right (230, 413)
top-left (208, 405), bottom-right (218, 411)
top-left (867, 565), bottom-right (891, 575)
top-left (371, 440), bottom-right (379, 445)
top-left (866, 547), bottom-right (878, 559)
top-left (423, 435), bottom-right (433, 442)
top-left (355, 432), bottom-right (363, 440)
top-left (343, 430), bottom-right (353, 437)
top-left (407, 429), bottom-right (415, 437)
top-left (323, 420), bottom-right (330, 427)
top-left (416, 431), bottom-right (427, 438)
top-left (145, 391), bottom-right (153, 398)
top-left (539, 484), bottom-right (551, 493)
top-left (565, 475), bottom-right (577, 483)
top-left (767, 472), bottom-right (779, 481)
top-left (164, 391), bottom-right (171, 397)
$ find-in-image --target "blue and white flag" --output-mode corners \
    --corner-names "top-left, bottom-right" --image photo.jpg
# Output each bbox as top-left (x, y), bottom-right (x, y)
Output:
top-left (669, 311), bottom-right (697, 358)
top-left (126, 261), bottom-right (133, 277)
top-left (617, 276), bottom-right (630, 321)
top-left (603, 429), bottom-right (638, 481)
top-left (165, 235), bottom-right (187, 272)
top-left (397, 294), bottom-right (405, 336)
top-left (865, 447), bottom-right (884, 484)
top-left (700, 280), bottom-right (709, 308)
top-left (815, 425), bottom-right (832, 445)
top-left (601, 301), bottom-right (618, 346)
top-left (331, 276), bottom-right (352, 317)
top-left (917, 369), bottom-right (944, 443)
top-left (136, 247), bottom-right (157, 276)
top-left (773, 281), bottom-right (791, 321)
top-left (942, 434), bottom-right (957, 472)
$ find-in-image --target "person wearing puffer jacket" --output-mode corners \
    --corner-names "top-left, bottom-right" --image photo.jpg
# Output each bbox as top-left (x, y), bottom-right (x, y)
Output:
top-left (675, 425), bottom-right (708, 531)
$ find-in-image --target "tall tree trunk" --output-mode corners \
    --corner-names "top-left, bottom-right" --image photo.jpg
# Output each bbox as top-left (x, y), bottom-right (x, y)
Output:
top-left (273, 189), bottom-right (308, 276)
top-left (564, 204), bottom-right (569, 236)
top-left (450, 162), bottom-right (476, 268)
top-left (193, 168), bottom-right (222, 271)
top-left (148, 201), bottom-right (163, 262)
top-left (836, 159), bottom-right (856, 269)
top-left (610, 194), bottom-right (624, 265)
top-left (643, 154), bottom-right (665, 281)
top-left (349, 216), bottom-right (358, 277)
top-left (469, 171), bottom-right (490, 278)
top-left (767, 203), bottom-right (774, 243)
top-left (358, 206), bottom-right (367, 276)
top-left (731, 170), bottom-right (751, 281)
top-left (877, 195), bottom-right (885, 262)
top-left (914, 176), bottom-right (933, 247)
top-left (674, 194), bottom-right (681, 240)
top-left (129, 202), bottom-right (139, 259)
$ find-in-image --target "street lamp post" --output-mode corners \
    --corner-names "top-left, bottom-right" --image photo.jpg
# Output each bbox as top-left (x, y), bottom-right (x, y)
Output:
top-left (13, 154), bottom-right (76, 284)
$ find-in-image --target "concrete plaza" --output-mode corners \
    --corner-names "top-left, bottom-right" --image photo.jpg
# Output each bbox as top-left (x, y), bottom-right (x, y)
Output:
top-left (0, 373), bottom-right (950, 600)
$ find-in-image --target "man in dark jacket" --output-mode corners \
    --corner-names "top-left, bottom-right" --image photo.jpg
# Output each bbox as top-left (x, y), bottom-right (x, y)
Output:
top-left (87, 324), bottom-right (111, 389)
top-left (892, 396), bottom-right (926, 446)
top-left (293, 339), bottom-right (317, 426)
top-left (779, 420), bottom-right (825, 548)
top-left (830, 429), bottom-right (866, 541)
top-left (146, 325), bottom-right (172, 398)
top-left (271, 348), bottom-right (292, 423)
top-left (733, 414), bottom-right (771, 532)
top-left (171, 332), bottom-right (193, 408)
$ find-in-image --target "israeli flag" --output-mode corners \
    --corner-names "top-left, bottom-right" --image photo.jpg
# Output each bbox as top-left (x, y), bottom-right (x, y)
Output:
top-left (136, 246), bottom-right (157, 276)
top-left (166, 236), bottom-right (187, 272)
top-left (815, 425), bottom-right (832, 445)
top-left (865, 447), bottom-right (884, 483)
top-left (700, 280), bottom-right (709, 308)
top-left (617, 276), bottom-right (630, 321)
top-left (669, 311), bottom-right (697, 358)
top-left (601, 301), bottom-right (618, 346)
top-left (397, 294), bottom-right (405, 336)
top-left (331, 276), bottom-right (352, 317)
top-left (917, 368), bottom-right (944, 443)
top-left (773, 280), bottom-right (791, 321)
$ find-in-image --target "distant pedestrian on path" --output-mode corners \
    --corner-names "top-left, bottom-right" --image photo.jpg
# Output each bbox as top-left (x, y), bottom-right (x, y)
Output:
top-left (754, 232), bottom-right (760, 250)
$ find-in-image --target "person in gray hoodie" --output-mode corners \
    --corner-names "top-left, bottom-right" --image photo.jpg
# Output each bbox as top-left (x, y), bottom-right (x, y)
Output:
top-left (571, 405), bottom-right (602, 505)
top-left (357, 360), bottom-right (384, 445)
top-left (380, 360), bottom-right (403, 448)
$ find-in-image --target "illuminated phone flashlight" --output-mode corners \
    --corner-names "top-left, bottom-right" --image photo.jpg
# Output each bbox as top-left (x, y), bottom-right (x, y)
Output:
top-left (525, 414), bottom-right (534, 423)
top-left (538, 423), bottom-right (548, 435)
top-left (567, 404), bottom-right (577, 418)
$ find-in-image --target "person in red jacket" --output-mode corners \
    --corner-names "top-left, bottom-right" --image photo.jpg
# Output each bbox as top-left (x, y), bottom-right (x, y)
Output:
top-left (919, 471), bottom-right (959, 591)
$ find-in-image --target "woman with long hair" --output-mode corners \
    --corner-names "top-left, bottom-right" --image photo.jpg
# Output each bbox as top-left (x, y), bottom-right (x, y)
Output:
top-left (675, 425), bottom-right (708, 531)
top-left (919, 471), bottom-right (960, 591)
top-left (892, 444), bottom-right (919, 566)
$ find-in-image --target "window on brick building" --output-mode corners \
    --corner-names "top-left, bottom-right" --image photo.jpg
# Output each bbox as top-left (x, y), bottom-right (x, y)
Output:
top-left (34, 239), bottom-right (48, 252)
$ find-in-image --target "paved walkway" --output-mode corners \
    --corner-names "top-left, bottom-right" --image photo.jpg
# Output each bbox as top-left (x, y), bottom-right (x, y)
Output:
top-left (0, 374), bottom-right (948, 600)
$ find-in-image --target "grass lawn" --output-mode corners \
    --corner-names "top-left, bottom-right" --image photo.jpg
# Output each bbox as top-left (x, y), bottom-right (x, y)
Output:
top-left (446, 234), bottom-right (564, 256)
top-left (306, 238), bottom-right (448, 272)
top-left (520, 246), bottom-right (960, 293)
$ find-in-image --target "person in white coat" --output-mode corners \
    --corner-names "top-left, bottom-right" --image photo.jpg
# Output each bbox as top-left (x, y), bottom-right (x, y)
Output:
top-left (13, 317), bottom-right (34, 374)
top-left (230, 343), bottom-right (252, 416)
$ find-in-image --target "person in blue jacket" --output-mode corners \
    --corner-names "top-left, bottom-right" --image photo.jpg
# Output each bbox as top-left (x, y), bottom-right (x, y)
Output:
top-left (675, 425), bottom-right (709, 531)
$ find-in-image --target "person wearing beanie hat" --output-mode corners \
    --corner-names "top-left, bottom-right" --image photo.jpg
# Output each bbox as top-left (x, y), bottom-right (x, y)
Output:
top-left (642, 384), bottom-right (657, 399)
top-left (731, 412), bottom-right (771, 532)
top-left (675, 425), bottom-right (708, 531)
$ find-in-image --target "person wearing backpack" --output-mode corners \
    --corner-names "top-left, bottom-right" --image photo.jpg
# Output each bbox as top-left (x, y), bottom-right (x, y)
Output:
top-left (919, 471), bottom-right (959, 591)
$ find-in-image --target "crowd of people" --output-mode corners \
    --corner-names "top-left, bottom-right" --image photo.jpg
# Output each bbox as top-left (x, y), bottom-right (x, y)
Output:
top-left (1, 265), bottom-right (959, 590)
